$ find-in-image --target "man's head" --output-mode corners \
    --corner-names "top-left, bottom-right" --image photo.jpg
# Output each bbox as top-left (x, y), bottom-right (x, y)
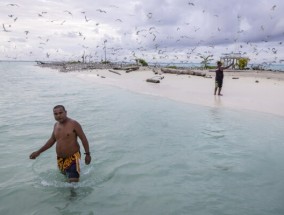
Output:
top-left (217, 61), bottom-right (222, 66)
top-left (53, 105), bottom-right (66, 111)
top-left (53, 105), bottom-right (67, 123)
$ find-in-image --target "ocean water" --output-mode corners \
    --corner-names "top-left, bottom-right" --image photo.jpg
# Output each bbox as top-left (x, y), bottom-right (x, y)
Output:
top-left (149, 62), bottom-right (284, 71)
top-left (1, 62), bottom-right (284, 215)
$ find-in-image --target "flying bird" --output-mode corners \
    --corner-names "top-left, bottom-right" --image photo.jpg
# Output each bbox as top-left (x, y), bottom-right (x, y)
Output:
top-left (64, 10), bottom-right (73, 16)
top-left (7, 4), bottom-right (19, 6)
top-left (84, 16), bottom-right (91, 22)
top-left (260, 25), bottom-right (264, 31)
top-left (97, 9), bottom-right (107, 13)
top-left (2, 24), bottom-right (10, 32)
top-left (147, 12), bottom-right (153, 19)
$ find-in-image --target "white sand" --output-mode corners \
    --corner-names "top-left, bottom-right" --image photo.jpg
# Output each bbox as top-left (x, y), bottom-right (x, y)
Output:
top-left (75, 69), bottom-right (284, 117)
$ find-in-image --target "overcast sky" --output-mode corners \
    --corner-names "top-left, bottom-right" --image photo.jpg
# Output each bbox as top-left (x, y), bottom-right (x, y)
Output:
top-left (1, 0), bottom-right (284, 65)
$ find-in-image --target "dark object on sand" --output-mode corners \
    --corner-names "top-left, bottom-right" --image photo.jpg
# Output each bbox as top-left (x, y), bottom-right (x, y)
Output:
top-left (161, 68), bottom-right (206, 77)
top-left (232, 77), bottom-right (239, 79)
top-left (36, 61), bottom-right (45, 65)
top-left (108, 69), bottom-right (121, 75)
top-left (146, 79), bottom-right (160, 83)
top-left (113, 66), bottom-right (139, 73)
top-left (146, 75), bottom-right (164, 83)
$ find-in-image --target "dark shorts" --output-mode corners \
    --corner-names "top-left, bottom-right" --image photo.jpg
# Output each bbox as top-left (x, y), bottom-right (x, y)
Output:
top-left (215, 79), bottom-right (223, 88)
top-left (57, 151), bottom-right (81, 179)
top-left (65, 162), bottom-right (80, 179)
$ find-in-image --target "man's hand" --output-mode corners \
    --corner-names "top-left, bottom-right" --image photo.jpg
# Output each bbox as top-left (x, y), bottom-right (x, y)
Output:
top-left (29, 151), bottom-right (40, 159)
top-left (85, 154), bottom-right (91, 165)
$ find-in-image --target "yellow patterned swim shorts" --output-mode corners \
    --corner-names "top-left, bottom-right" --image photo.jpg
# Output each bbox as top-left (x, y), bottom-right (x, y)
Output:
top-left (57, 151), bottom-right (81, 177)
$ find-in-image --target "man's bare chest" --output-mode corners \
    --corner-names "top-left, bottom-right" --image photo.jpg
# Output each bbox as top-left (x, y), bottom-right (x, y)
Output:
top-left (54, 126), bottom-right (76, 140)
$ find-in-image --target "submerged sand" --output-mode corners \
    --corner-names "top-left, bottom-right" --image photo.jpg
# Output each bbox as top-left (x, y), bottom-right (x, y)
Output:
top-left (71, 68), bottom-right (284, 117)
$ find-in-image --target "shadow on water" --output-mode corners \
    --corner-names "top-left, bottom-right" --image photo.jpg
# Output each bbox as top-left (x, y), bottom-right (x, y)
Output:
top-left (200, 107), bottom-right (226, 140)
top-left (53, 186), bottom-right (95, 215)
top-left (214, 95), bottom-right (223, 107)
top-left (70, 187), bottom-right (77, 199)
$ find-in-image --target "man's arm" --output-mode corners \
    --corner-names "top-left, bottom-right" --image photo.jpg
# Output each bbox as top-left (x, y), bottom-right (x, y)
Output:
top-left (74, 121), bottom-right (91, 165)
top-left (29, 133), bottom-right (56, 159)
top-left (223, 62), bottom-right (234, 70)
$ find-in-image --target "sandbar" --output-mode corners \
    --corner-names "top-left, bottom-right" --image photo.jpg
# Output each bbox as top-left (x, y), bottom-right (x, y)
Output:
top-left (72, 68), bottom-right (284, 117)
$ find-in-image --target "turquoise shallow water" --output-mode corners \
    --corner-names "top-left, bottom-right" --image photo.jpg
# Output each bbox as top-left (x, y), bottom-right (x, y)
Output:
top-left (1, 62), bottom-right (284, 215)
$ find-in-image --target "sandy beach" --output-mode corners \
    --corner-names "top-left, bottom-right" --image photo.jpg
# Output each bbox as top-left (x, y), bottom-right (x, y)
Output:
top-left (67, 67), bottom-right (284, 117)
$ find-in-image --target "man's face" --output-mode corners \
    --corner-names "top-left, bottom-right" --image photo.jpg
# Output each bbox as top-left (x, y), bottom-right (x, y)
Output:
top-left (53, 107), bottom-right (67, 123)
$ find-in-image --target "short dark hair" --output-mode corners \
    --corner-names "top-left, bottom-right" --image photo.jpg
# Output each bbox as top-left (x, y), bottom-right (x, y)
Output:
top-left (53, 105), bottom-right (66, 111)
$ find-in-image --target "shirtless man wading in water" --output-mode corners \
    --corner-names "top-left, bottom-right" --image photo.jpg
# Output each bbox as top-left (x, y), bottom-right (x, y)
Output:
top-left (29, 105), bottom-right (91, 182)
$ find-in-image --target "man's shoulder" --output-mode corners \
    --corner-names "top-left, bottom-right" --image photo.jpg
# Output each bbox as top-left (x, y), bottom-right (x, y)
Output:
top-left (68, 118), bottom-right (80, 126)
top-left (68, 118), bottom-right (77, 122)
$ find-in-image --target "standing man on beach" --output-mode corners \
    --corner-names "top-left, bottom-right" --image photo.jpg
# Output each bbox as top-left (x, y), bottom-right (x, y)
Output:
top-left (214, 61), bottom-right (234, 96)
top-left (29, 105), bottom-right (91, 182)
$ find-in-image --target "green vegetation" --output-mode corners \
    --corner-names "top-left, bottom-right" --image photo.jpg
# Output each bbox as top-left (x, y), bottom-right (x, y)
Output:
top-left (136, 58), bottom-right (148, 66)
top-left (101, 60), bottom-right (111, 64)
top-left (238, 58), bottom-right (249, 70)
top-left (205, 65), bottom-right (216, 69)
top-left (165, 65), bottom-right (177, 69)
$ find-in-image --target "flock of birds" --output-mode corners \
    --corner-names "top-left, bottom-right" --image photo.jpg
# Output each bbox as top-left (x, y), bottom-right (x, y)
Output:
top-left (1, 2), bottom-right (283, 66)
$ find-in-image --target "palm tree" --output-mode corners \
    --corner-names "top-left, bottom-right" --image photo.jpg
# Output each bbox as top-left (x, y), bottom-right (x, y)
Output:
top-left (200, 54), bottom-right (213, 69)
top-left (103, 40), bottom-right (107, 62)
